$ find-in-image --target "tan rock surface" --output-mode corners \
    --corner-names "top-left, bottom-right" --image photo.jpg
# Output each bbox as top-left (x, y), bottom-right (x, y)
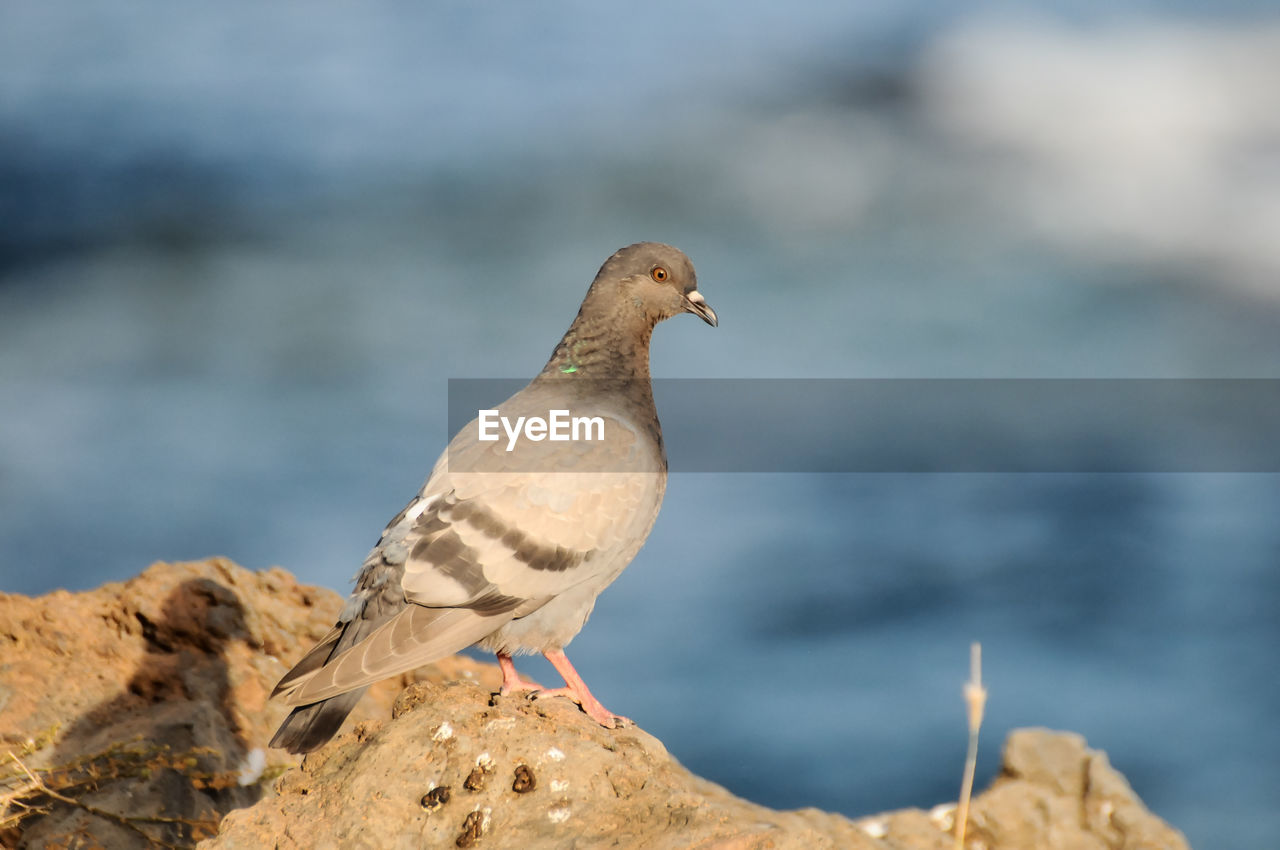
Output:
top-left (961, 729), bottom-right (1190, 850)
top-left (0, 559), bottom-right (495, 848)
top-left (209, 678), bottom-right (883, 850)
top-left (1, 559), bottom-right (1190, 850)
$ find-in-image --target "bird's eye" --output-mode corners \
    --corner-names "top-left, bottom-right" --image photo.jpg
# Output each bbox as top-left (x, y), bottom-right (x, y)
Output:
top-left (651, 267), bottom-right (668, 282)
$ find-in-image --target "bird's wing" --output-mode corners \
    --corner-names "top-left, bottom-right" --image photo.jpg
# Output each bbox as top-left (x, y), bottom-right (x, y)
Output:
top-left (281, 593), bottom-right (545, 704)
top-left (401, 406), bottom-right (666, 606)
top-left (278, 407), bottom-right (664, 706)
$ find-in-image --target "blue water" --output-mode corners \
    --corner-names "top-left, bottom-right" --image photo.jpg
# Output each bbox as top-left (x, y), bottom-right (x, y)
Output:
top-left (4, 4), bottom-right (1280, 848)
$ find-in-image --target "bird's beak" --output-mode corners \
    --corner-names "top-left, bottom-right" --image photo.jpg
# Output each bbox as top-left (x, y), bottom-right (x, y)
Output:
top-left (683, 290), bottom-right (718, 327)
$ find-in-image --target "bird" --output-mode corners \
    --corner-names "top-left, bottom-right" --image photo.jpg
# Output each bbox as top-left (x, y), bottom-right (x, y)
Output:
top-left (269, 242), bottom-right (717, 754)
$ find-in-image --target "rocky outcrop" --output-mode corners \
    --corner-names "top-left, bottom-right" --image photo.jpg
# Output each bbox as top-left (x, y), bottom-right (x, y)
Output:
top-left (1, 559), bottom-right (1188, 850)
top-left (0, 559), bottom-right (495, 848)
top-left (208, 687), bottom-right (1189, 850)
top-left (959, 729), bottom-right (1189, 850)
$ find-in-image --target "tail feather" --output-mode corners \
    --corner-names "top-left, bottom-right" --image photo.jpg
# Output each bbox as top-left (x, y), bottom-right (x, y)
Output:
top-left (271, 624), bottom-right (343, 700)
top-left (269, 687), bottom-right (370, 754)
top-left (287, 603), bottom-right (519, 704)
top-left (269, 593), bottom-right (547, 753)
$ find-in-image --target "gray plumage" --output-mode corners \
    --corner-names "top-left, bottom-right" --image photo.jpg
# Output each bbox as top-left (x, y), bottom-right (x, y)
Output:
top-left (270, 242), bottom-right (716, 753)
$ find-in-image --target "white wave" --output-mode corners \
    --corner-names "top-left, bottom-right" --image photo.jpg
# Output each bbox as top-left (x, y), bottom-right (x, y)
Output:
top-left (918, 18), bottom-right (1280, 297)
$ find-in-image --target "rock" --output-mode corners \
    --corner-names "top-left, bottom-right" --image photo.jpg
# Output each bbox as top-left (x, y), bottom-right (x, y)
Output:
top-left (958, 729), bottom-right (1191, 850)
top-left (207, 678), bottom-right (883, 850)
top-left (0, 559), bottom-right (496, 849)
top-left (208, 683), bottom-right (1191, 850)
top-left (0, 559), bottom-right (1190, 850)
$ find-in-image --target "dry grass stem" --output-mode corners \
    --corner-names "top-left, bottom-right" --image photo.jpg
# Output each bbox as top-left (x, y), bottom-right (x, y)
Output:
top-left (2, 746), bottom-right (227, 850)
top-left (954, 641), bottom-right (988, 850)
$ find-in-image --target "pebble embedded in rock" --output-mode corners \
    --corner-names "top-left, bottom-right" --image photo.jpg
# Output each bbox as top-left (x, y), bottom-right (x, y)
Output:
top-left (421, 786), bottom-right (451, 811)
top-left (512, 764), bottom-right (536, 793)
top-left (464, 766), bottom-right (487, 791)
top-left (456, 810), bottom-right (485, 847)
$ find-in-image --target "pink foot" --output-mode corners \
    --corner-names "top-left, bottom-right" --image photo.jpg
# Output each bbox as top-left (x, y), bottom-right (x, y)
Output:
top-left (534, 649), bottom-right (631, 728)
top-left (496, 652), bottom-right (542, 695)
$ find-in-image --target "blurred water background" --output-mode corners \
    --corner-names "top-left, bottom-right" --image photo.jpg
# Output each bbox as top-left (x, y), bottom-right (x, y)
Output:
top-left (3, 3), bottom-right (1279, 847)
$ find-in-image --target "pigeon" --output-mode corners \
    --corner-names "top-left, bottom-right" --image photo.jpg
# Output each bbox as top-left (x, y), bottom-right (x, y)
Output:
top-left (270, 242), bottom-right (716, 754)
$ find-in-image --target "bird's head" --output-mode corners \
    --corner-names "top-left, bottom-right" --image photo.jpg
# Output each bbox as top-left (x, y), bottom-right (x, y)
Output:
top-left (592, 242), bottom-right (718, 328)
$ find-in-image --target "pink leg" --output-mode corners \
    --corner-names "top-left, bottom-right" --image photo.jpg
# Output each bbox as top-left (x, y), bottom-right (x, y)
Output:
top-left (534, 649), bottom-right (630, 729)
top-left (496, 652), bottom-right (542, 695)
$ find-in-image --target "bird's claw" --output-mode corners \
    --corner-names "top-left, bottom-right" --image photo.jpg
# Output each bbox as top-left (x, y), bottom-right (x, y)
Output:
top-left (532, 687), bottom-right (630, 728)
top-left (498, 678), bottom-right (543, 697)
